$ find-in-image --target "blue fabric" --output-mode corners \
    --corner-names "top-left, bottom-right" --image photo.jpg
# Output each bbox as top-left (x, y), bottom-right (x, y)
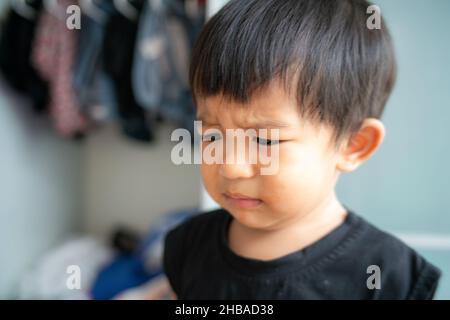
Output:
top-left (90, 208), bottom-right (197, 300)
top-left (90, 254), bottom-right (159, 300)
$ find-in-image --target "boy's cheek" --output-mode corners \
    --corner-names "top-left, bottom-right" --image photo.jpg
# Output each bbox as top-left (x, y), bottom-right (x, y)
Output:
top-left (200, 166), bottom-right (215, 191)
top-left (200, 165), bottom-right (230, 204)
top-left (263, 166), bottom-right (328, 203)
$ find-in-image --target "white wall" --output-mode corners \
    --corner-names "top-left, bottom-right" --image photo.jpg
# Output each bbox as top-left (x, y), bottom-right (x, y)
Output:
top-left (82, 123), bottom-right (201, 238)
top-left (0, 80), bottom-right (83, 298)
top-left (206, 0), bottom-right (230, 18)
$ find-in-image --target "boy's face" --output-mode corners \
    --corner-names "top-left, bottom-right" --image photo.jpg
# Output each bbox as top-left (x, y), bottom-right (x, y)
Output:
top-left (196, 81), bottom-right (346, 231)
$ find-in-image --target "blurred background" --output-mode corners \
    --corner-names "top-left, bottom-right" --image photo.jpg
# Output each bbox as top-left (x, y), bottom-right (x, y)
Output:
top-left (0, 0), bottom-right (448, 299)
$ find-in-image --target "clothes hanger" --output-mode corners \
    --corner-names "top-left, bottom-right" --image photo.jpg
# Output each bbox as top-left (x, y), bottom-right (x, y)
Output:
top-left (79, 0), bottom-right (106, 24)
top-left (10, 0), bottom-right (38, 20)
top-left (113, 0), bottom-right (138, 21)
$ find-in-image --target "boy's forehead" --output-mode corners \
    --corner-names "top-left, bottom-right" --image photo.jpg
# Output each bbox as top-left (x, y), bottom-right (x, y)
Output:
top-left (196, 96), bottom-right (298, 129)
top-left (195, 82), bottom-right (299, 124)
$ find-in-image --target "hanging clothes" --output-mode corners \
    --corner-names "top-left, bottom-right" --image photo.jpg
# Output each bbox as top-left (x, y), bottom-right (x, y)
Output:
top-left (32, 0), bottom-right (89, 138)
top-left (102, 0), bottom-right (154, 143)
top-left (0, 0), bottom-right (49, 113)
top-left (132, 0), bottom-right (206, 136)
top-left (0, 0), bottom-right (207, 143)
top-left (73, 0), bottom-right (117, 125)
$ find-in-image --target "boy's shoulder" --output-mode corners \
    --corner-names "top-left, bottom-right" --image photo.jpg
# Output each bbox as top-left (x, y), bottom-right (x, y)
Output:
top-left (164, 207), bottom-right (225, 245)
top-left (333, 213), bottom-right (441, 299)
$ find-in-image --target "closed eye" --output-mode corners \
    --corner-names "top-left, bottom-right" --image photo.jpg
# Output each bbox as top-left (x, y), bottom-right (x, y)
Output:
top-left (254, 137), bottom-right (281, 146)
top-left (202, 133), bottom-right (222, 142)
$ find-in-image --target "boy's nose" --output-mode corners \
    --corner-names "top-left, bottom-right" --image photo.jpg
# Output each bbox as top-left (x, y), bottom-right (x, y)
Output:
top-left (219, 161), bottom-right (256, 180)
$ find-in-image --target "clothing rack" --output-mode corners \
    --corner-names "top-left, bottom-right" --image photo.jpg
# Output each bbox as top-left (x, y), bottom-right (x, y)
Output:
top-left (0, 0), bottom-right (206, 142)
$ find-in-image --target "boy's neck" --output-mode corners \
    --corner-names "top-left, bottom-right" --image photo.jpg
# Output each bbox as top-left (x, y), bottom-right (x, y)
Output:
top-left (227, 193), bottom-right (348, 261)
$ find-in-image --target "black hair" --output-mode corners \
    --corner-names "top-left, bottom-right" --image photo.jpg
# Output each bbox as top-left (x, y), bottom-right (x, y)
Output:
top-left (189, 0), bottom-right (396, 143)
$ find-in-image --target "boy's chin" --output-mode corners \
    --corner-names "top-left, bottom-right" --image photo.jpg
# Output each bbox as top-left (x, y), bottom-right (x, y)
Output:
top-left (227, 208), bottom-right (279, 231)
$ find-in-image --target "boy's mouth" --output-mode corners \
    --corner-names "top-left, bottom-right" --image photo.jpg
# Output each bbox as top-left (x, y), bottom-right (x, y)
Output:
top-left (223, 192), bottom-right (262, 209)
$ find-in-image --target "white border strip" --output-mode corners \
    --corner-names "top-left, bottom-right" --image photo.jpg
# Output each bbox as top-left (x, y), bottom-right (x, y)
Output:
top-left (394, 233), bottom-right (450, 250)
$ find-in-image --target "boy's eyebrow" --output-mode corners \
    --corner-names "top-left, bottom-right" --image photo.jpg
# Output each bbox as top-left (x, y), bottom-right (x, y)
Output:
top-left (243, 119), bottom-right (291, 129)
top-left (196, 113), bottom-right (291, 129)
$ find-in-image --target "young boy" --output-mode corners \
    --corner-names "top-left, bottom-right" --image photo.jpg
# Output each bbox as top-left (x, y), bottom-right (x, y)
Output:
top-left (163, 0), bottom-right (441, 299)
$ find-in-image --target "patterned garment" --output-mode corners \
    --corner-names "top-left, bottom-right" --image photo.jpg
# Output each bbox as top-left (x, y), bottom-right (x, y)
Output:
top-left (132, 0), bottom-right (206, 136)
top-left (32, 0), bottom-right (89, 137)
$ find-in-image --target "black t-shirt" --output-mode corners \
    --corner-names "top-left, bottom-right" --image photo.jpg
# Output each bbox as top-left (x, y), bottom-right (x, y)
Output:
top-left (163, 208), bottom-right (441, 299)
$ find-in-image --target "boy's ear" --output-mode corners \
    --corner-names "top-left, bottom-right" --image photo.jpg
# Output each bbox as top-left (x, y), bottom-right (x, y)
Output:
top-left (336, 118), bottom-right (385, 172)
